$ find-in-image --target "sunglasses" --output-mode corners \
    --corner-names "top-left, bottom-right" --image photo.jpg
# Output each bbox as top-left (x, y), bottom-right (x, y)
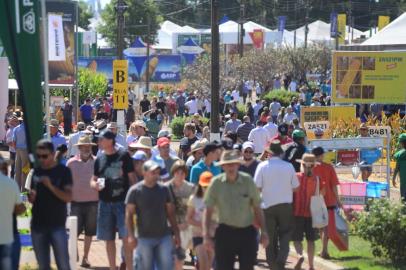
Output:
top-left (37, 154), bottom-right (50, 159)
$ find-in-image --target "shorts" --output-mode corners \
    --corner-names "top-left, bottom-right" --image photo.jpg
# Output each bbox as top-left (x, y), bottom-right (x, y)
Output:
top-left (192, 237), bottom-right (203, 248)
top-left (71, 201), bottom-right (98, 236)
top-left (97, 201), bottom-right (127, 241)
top-left (292, 217), bottom-right (317, 242)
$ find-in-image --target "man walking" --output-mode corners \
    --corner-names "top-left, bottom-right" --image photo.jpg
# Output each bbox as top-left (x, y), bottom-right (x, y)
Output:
top-left (179, 123), bottom-right (198, 161)
top-left (239, 142), bottom-right (260, 178)
top-left (190, 142), bottom-right (222, 184)
top-left (67, 136), bottom-right (98, 268)
top-left (270, 98), bottom-right (281, 123)
top-left (284, 130), bottom-right (307, 172)
top-left (125, 160), bottom-right (180, 269)
top-left (5, 115), bottom-right (19, 178)
top-left (248, 121), bottom-right (270, 155)
top-left (80, 98), bottom-right (94, 125)
top-left (67, 122), bottom-right (87, 157)
top-left (61, 98), bottom-right (73, 135)
top-left (12, 118), bottom-right (29, 189)
top-left (393, 133), bottom-right (406, 201)
top-left (28, 140), bottom-right (73, 270)
top-left (236, 116), bottom-right (254, 143)
top-left (224, 112), bottom-right (241, 135)
top-left (254, 140), bottom-right (300, 270)
top-left (204, 150), bottom-right (268, 269)
top-left (90, 130), bottom-right (136, 270)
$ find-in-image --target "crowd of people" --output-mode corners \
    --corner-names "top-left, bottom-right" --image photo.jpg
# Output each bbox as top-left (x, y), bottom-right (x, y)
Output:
top-left (1, 83), bottom-right (405, 270)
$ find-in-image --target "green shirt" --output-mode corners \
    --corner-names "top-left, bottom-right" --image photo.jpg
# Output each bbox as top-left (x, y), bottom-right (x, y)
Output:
top-left (394, 149), bottom-right (406, 186)
top-left (204, 172), bottom-right (261, 228)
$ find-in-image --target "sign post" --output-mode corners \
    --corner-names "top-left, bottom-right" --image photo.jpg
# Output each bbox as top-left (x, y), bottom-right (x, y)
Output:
top-left (113, 60), bottom-right (128, 134)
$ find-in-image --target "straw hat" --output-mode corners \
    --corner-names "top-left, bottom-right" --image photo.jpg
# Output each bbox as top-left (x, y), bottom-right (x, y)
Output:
top-left (129, 136), bottom-right (152, 150)
top-left (296, 153), bottom-right (318, 165)
top-left (133, 120), bottom-right (147, 130)
top-left (74, 135), bottom-right (96, 146)
top-left (217, 150), bottom-right (243, 166)
top-left (188, 139), bottom-right (208, 155)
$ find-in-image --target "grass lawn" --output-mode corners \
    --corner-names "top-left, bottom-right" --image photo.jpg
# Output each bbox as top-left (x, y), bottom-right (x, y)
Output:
top-left (312, 235), bottom-right (406, 270)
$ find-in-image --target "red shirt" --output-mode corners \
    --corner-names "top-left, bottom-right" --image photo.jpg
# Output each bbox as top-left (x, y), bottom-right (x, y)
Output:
top-left (293, 173), bottom-right (317, 217)
top-left (313, 162), bottom-right (339, 207)
top-left (271, 135), bottom-right (293, 145)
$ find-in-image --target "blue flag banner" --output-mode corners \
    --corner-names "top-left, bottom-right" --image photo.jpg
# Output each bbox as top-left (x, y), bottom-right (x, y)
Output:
top-left (330, 12), bottom-right (338, 38)
top-left (278, 16), bottom-right (287, 33)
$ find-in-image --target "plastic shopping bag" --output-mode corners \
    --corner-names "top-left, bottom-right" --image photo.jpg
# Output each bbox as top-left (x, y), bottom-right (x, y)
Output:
top-left (310, 176), bottom-right (329, 228)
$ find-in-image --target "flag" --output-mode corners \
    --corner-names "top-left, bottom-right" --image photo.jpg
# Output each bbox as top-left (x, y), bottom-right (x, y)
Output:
top-left (0, 0), bottom-right (44, 156)
top-left (330, 12), bottom-right (338, 38)
top-left (48, 14), bottom-right (66, 61)
top-left (278, 16), bottom-right (287, 33)
top-left (337, 14), bottom-right (346, 45)
top-left (378, 16), bottom-right (390, 31)
top-left (249, 30), bottom-right (264, 49)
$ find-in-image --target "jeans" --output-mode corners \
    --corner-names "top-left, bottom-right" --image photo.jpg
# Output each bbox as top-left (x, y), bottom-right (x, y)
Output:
top-left (0, 244), bottom-right (12, 270)
top-left (31, 227), bottom-right (70, 270)
top-left (12, 233), bottom-right (21, 270)
top-left (215, 224), bottom-right (257, 270)
top-left (97, 201), bottom-right (127, 241)
top-left (264, 203), bottom-right (293, 270)
top-left (134, 234), bottom-right (174, 270)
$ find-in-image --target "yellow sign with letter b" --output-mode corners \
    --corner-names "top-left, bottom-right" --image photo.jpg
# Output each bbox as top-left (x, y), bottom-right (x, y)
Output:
top-left (113, 60), bottom-right (129, 110)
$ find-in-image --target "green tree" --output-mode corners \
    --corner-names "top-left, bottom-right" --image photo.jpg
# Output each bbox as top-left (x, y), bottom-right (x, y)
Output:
top-left (97, 0), bottom-right (162, 47)
top-left (78, 0), bottom-right (93, 30)
top-left (78, 68), bottom-right (108, 103)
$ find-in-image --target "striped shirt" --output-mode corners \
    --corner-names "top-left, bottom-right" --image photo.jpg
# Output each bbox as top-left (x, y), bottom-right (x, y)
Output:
top-left (236, 122), bottom-right (254, 142)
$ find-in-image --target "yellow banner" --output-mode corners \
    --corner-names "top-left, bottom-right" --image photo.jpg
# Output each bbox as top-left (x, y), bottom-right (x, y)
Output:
top-left (378, 16), bottom-right (390, 31)
top-left (332, 51), bottom-right (406, 104)
top-left (113, 60), bottom-right (129, 110)
top-left (300, 106), bottom-right (356, 124)
top-left (337, 14), bottom-right (346, 44)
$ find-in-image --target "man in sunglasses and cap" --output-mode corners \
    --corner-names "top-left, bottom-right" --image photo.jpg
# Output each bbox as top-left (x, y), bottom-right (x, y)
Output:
top-left (90, 130), bottom-right (136, 270)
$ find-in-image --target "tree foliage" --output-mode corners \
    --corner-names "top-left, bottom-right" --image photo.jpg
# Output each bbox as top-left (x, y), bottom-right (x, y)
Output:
top-left (78, 68), bottom-right (108, 103)
top-left (78, 0), bottom-right (93, 30)
top-left (98, 0), bottom-right (162, 46)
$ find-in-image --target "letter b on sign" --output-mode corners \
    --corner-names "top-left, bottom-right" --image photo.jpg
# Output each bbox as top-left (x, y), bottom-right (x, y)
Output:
top-left (116, 70), bottom-right (125, 83)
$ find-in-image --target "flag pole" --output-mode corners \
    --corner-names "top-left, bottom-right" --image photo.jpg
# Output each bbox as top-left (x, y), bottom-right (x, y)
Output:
top-left (41, 0), bottom-right (50, 140)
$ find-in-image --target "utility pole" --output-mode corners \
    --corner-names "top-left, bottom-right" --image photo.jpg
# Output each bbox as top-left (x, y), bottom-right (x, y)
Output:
top-left (210, 0), bottom-right (220, 141)
top-left (239, 1), bottom-right (245, 57)
top-left (304, 0), bottom-right (309, 49)
top-left (294, 2), bottom-right (297, 48)
top-left (116, 0), bottom-right (126, 59)
top-left (145, 16), bottom-right (151, 93)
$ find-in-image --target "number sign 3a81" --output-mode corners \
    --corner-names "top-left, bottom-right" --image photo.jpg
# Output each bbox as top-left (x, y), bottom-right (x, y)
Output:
top-left (113, 60), bottom-right (129, 110)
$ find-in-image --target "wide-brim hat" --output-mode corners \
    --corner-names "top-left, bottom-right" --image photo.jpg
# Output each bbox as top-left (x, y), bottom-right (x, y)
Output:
top-left (265, 139), bottom-right (284, 155)
top-left (129, 136), bottom-right (152, 150)
top-left (217, 150), bottom-right (244, 166)
top-left (188, 139), bottom-right (209, 156)
top-left (296, 153), bottom-right (319, 165)
top-left (133, 120), bottom-right (147, 130)
top-left (74, 135), bottom-right (96, 146)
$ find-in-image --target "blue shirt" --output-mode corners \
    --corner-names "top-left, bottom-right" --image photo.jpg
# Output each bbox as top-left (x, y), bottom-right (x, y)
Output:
top-left (80, 104), bottom-right (93, 120)
top-left (190, 159), bottom-right (222, 184)
top-left (45, 132), bottom-right (67, 150)
top-left (12, 123), bottom-right (27, 150)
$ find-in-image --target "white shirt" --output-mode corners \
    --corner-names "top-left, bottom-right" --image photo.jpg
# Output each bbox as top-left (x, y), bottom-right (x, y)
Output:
top-left (270, 102), bottom-right (281, 116)
top-left (256, 83), bottom-right (262, 94)
top-left (151, 146), bottom-right (177, 159)
top-left (254, 157), bottom-right (300, 209)
top-left (67, 131), bottom-right (86, 157)
top-left (204, 99), bottom-right (211, 113)
top-left (263, 122), bottom-right (278, 138)
top-left (289, 81), bottom-right (297, 92)
top-left (0, 174), bottom-right (22, 244)
top-left (253, 103), bottom-right (263, 117)
top-left (248, 127), bottom-right (270, 154)
top-left (231, 89), bottom-right (240, 102)
top-left (185, 99), bottom-right (198, 115)
top-left (283, 112), bottom-right (298, 124)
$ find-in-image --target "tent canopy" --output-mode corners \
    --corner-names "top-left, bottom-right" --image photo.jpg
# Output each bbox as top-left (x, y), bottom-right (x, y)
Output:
top-left (362, 12), bottom-right (406, 45)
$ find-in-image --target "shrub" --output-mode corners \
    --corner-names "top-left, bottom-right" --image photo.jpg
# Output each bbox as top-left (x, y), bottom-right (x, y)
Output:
top-left (170, 116), bottom-right (209, 138)
top-left (354, 199), bottom-right (406, 265)
top-left (262, 89), bottom-right (299, 107)
top-left (237, 103), bottom-right (246, 120)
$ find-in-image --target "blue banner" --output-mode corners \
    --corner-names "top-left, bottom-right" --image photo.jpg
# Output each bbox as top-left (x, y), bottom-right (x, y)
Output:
top-left (330, 12), bottom-right (338, 38)
top-left (360, 149), bottom-right (382, 165)
top-left (278, 16), bottom-right (287, 33)
top-left (78, 55), bottom-right (181, 83)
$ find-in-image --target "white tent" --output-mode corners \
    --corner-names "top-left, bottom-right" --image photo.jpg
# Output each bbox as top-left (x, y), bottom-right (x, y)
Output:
top-left (280, 30), bottom-right (307, 47)
top-left (180, 25), bottom-right (200, 33)
top-left (362, 12), bottom-right (406, 46)
top-left (155, 21), bottom-right (184, 50)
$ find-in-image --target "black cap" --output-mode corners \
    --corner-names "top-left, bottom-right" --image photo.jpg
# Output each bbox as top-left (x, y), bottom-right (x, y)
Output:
top-left (203, 141), bottom-right (222, 156)
top-left (311, 146), bottom-right (325, 156)
top-left (278, 123), bottom-right (288, 136)
top-left (98, 130), bottom-right (116, 140)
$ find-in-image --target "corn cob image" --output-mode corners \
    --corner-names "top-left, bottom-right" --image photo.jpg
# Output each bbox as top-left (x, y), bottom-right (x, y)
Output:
top-left (336, 58), bottom-right (362, 98)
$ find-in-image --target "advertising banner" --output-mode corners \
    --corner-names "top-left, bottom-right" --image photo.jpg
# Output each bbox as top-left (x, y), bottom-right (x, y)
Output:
top-left (332, 51), bottom-right (406, 104)
top-left (337, 150), bottom-right (359, 165)
top-left (112, 60), bottom-right (129, 110)
top-left (378, 16), bottom-right (390, 31)
top-left (46, 1), bottom-right (76, 84)
top-left (303, 121), bottom-right (331, 139)
top-left (337, 14), bottom-right (346, 44)
top-left (78, 55), bottom-right (181, 83)
top-left (248, 30), bottom-right (264, 49)
top-left (330, 12), bottom-right (338, 38)
top-left (278, 16), bottom-right (286, 33)
top-left (48, 14), bottom-right (65, 61)
top-left (300, 106), bottom-right (356, 123)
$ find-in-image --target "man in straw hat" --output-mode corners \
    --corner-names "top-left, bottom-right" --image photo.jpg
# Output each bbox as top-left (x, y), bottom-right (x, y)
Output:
top-left (358, 123), bottom-right (373, 181)
top-left (292, 154), bottom-right (324, 270)
top-left (67, 122), bottom-right (87, 157)
top-left (203, 150), bottom-right (269, 269)
top-left (393, 133), bottom-right (406, 201)
top-left (90, 130), bottom-right (136, 270)
top-left (186, 139), bottom-right (208, 176)
top-left (67, 136), bottom-right (98, 267)
top-left (254, 140), bottom-right (300, 270)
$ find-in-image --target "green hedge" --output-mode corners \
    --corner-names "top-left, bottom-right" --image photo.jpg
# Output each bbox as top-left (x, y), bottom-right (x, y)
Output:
top-left (262, 89), bottom-right (299, 107)
top-left (170, 116), bottom-right (209, 138)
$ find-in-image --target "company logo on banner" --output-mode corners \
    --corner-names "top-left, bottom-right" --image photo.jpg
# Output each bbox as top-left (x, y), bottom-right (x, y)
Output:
top-left (248, 29), bottom-right (264, 49)
top-left (113, 60), bottom-right (129, 110)
top-left (337, 14), bottom-right (346, 44)
top-left (330, 12), bottom-right (338, 38)
top-left (48, 14), bottom-right (65, 61)
top-left (378, 16), bottom-right (390, 31)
